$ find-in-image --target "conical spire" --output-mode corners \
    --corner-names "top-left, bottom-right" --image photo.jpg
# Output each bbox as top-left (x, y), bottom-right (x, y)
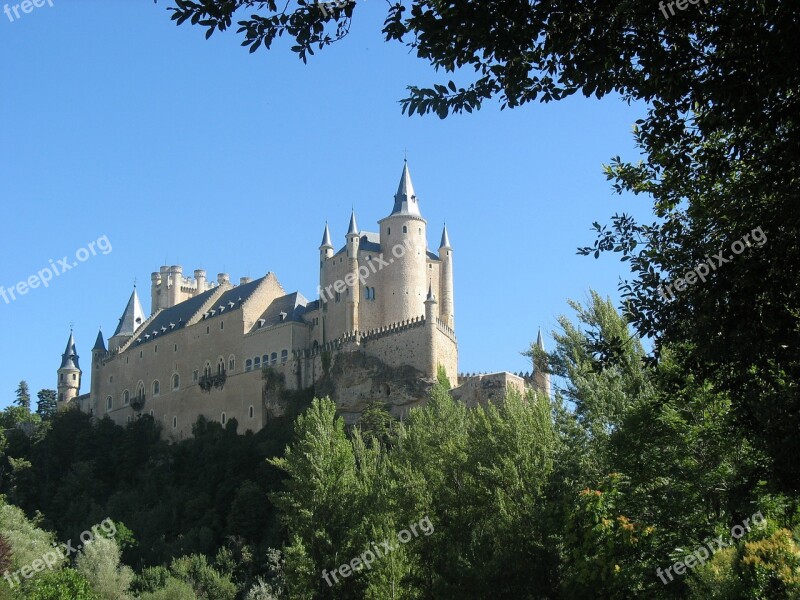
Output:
top-left (347, 209), bottom-right (359, 236)
top-left (320, 221), bottom-right (333, 248)
top-left (390, 160), bottom-right (421, 217)
top-left (92, 329), bottom-right (106, 352)
top-left (537, 328), bottom-right (545, 350)
top-left (113, 287), bottom-right (145, 337)
top-left (60, 331), bottom-right (80, 370)
top-left (426, 282), bottom-right (436, 302)
top-left (439, 223), bottom-right (451, 249)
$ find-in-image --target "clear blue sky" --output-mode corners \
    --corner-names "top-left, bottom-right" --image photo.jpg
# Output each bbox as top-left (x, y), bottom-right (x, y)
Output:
top-left (0, 1), bottom-right (650, 408)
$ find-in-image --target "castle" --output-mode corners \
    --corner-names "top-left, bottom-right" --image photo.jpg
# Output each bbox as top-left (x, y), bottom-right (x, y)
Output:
top-left (56, 162), bottom-right (549, 440)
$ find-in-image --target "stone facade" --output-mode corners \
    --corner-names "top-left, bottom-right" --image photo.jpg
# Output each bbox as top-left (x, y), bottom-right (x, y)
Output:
top-left (57, 162), bottom-right (549, 440)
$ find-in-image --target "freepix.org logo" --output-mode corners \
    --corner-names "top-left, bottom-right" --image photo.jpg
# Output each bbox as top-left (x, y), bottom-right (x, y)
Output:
top-left (3, 0), bottom-right (54, 24)
top-left (0, 235), bottom-right (113, 307)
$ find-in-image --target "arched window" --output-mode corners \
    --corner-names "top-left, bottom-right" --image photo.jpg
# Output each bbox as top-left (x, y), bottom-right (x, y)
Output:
top-left (172, 374), bottom-right (180, 390)
top-left (249, 405), bottom-right (254, 419)
top-left (229, 356), bottom-right (235, 372)
top-left (106, 396), bottom-right (112, 411)
top-left (204, 362), bottom-right (211, 377)
top-left (217, 358), bottom-right (225, 375)
top-left (262, 354), bottom-right (268, 365)
top-left (149, 409), bottom-right (154, 417)
top-left (281, 349), bottom-right (288, 363)
top-left (152, 380), bottom-right (160, 396)
top-left (137, 382), bottom-right (145, 400)
top-left (402, 225), bottom-right (408, 233)
top-left (270, 352), bottom-right (277, 365)
top-left (245, 359), bottom-right (252, 372)
top-left (254, 356), bottom-right (261, 369)
top-left (122, 390), bottom-right (129, 405)
top-left (221, 412), bottom-right (227, 425)
top-left (193, 369), bottom-right (199, 381)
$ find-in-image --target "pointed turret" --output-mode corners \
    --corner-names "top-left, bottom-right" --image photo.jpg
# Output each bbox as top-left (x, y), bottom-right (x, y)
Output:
top-left (60, 331), bottom-right (80, 370)
top-left (426, 282), bottom-right (436, 302)
top-left (57, 330), bottom-right (81, 408)
top-left (533, 327), bottom-right (551, 398)
top-left (345, 209), bottom-right (361, 331)
top-left (390, 160), bottom-right (421, 217)
top-left (438, 223), bottom-right (455, 329)
top-left (320, 221), bottom-right (333, 249)
top-left (378, 160), bottom-right (428, 326)
top-left (109, 287), bottom-right (146, 352)
top-left (92, 329), bottom-right (106, 353)
top-left (439, 223), bottom-right (452, 250)
top-left (346, 209), bottom-right (359, 237)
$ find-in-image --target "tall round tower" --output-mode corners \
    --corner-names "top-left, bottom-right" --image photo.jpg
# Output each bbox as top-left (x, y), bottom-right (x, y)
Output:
top-left (377, 160), bottom-right (428, 325)
top-left (57, 330), bottom-right (81, 409)
top-left (438, 224), bottom-right (454, 329)
top-left (345, 210), bottom-right (360, 332)
top-left (319, 222), bottom-right (334, 343)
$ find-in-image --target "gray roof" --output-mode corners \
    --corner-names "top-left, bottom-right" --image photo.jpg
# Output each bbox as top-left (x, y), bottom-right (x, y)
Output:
top-left (202, 278), bottom-right (264, 322)
top-left (92, 330), bottom-right (106, 352)
top-left (320, 222), bottom-right (333, 248)
top-left (390, 161), bottom-right (422, 217)
top-left (440, 224), bottom-right (452, 249)
top-left (60, 332), bottom-right (80, 371)
top-left (335, 231), bottom-right (382, 256)
top-left (133, 287), bottom-right (216, 346)
top-left (347, 210), bottom-right (359, 236)
top-left (254, 291), bottom-right (309, 330)
top-left (113, 287), bottom-right (146, 337)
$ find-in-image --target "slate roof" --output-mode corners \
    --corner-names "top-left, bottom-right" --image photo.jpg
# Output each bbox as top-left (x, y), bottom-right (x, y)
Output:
top-left (60, 332), bottom-right (80, 370)
top-left (253, 292), bottom-right (309, 330)
top-left (113, 288), bottom-right (146, 337)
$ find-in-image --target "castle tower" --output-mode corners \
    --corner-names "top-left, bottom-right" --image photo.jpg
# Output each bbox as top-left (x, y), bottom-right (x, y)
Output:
top-left (57, 331), bottom-right (81, 409)
top-left (168, 265), bottom-right (183, 306)
top-left (533, 329), bottom-right (552, 398)
top-left (377, 161), bottom-right (428, 325)
top-left (319, 222), bottom-right (334, 344)
top-left (109, 287), bottom-right (145, 352)
top-left (424, 283), bottom-right (438, 378)
top-left (91, 329), bottom-right (106, 401)
top-left (345, 209), bottom-right (360, 333)
top-left (438, 224), bottom-right (454, 329)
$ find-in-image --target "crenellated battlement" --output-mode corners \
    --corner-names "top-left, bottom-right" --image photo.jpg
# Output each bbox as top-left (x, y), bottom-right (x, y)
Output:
top-left (359, 315), bottom-right (426, 344)
top-left (436, 318), bottom-right (456, 342)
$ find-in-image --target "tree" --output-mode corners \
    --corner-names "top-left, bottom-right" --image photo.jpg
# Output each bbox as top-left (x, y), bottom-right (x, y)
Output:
top-left (75, 535), bottom-right (134, 600)
top-left (165, 0), bottom-right (800, 492)
top-left (35, 390), bottom-right (57, 421)
top-left (23, 569), bottom-right (98, 600)
top-left (14, 382), bottom-right (29, 411)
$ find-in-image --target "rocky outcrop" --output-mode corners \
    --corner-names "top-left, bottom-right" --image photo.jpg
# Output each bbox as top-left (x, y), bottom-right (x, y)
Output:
top-left (316, 351), bottom-right (433, 424)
